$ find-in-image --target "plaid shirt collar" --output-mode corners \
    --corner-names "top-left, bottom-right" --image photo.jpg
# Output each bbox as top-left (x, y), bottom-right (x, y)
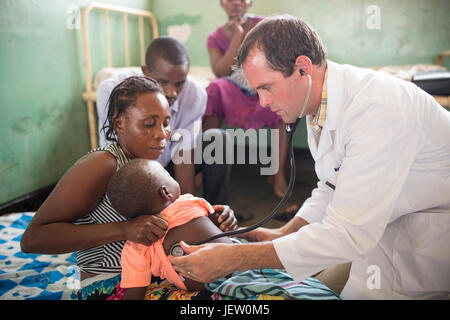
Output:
top-left (310, 69), bottom-right (328, 134)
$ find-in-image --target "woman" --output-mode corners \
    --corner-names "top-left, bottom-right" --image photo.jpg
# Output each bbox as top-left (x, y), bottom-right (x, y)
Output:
top-left (20, 76), bottom-right (237, 299)
top-left (203, 0), bottom-right (289, 198)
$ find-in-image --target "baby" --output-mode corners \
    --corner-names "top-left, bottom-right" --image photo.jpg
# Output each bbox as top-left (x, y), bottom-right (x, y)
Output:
top-left (106, 158), bottom-right (234, 299)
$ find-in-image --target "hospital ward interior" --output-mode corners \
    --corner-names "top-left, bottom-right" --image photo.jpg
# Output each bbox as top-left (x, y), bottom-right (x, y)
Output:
top-left (0, 0), bottom-right (449, 302)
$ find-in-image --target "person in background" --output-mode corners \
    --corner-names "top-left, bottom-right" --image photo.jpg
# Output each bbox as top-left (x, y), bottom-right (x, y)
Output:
top-left (20, 76), bottom-right (237, 299)
top-left (202, 0), bottom-right (289, 199)
top-left (96, 36), bottom-right (235, 215)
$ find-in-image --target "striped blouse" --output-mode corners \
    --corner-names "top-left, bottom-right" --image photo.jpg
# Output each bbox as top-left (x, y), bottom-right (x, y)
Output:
top-left (75, 143), bottom-right (130, 274)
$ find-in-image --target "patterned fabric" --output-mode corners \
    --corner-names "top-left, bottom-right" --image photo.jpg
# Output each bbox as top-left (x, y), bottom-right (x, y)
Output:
top-left (0, 213), bottom-right (339, 300)
top-left (310, 69), bottom-right (328, 134)
top-left (206, 269), bottom-right (340, 300)
top-left (75, 143), bottom-right (131, 275)
top-left (77, 274), bottom-right (124, 300)
top-left (143, 268), bottom-right (340, 301)
top-left (0, 213), bottom-right (79, 300)
top-left (143, 280), bottom-right (282, 300)
top-left (145, 281), bottom-right (204, 300)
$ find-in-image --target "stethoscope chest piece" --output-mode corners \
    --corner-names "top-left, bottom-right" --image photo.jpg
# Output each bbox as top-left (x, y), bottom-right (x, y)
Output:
top-left (170, 243), bottom-right (185, 257)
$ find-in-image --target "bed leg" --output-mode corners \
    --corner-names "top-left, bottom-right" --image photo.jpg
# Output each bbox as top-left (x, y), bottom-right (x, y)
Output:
top-left (87, 100), bottom-right (98, 149)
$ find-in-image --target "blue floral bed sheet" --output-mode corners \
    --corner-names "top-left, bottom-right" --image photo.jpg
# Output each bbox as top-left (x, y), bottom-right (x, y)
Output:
top-left (0, 212), bottom-right (79, 300)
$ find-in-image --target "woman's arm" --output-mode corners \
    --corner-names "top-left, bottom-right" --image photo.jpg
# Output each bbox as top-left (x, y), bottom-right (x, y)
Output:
top-left (21, 151), bottom-right (119, 254)
top-left (21, 151), bottom-right (168, 254)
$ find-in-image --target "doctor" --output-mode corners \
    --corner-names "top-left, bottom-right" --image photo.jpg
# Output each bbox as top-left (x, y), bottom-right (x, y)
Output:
top-left (169, 15), bottom-right (450, 299)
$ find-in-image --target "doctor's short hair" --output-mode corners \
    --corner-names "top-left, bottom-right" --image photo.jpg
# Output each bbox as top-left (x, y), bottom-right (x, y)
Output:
top-left (236, 14), bottom-right (327, 77)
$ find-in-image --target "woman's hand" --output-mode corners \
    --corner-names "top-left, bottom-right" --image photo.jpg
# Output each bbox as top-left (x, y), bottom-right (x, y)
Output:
top-left (213, 205), bottom-right (238, 232)
top-left (122, 214), bottom-right (168, 246)
top-left (226, 17), bottom-right (245, 38)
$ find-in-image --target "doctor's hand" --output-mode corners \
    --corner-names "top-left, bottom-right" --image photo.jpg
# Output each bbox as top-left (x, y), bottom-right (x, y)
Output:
top-left (168, 241), bottom-right (235, 283)
top-left (237, 227), bottom-right (285, 242)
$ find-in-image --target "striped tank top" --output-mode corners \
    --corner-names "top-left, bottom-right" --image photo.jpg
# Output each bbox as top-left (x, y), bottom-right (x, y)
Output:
top-left (75, 143), bottom-right (130, 274)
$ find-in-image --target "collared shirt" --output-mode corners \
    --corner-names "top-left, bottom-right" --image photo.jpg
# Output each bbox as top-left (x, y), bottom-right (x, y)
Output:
top-left (274, 60), bottom-right (450, 299)
top-left (96, 69), bottom-right (207, 167)
top-left (310, 69), bottom-right (328, 135)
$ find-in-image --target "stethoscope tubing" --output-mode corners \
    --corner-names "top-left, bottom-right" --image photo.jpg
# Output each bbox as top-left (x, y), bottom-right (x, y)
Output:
top-left (171, 74), bottom-right (311, 254)
top-left (191, 118), bottom-right (300, 246)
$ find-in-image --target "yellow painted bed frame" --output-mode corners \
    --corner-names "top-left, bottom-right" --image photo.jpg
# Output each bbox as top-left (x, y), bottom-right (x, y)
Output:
top-left (81, 2), bottom-right (159, 149)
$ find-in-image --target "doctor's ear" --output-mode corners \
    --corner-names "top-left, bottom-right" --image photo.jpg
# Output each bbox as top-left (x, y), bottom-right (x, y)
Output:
top-left (294, 55), bottom-right (312, 77)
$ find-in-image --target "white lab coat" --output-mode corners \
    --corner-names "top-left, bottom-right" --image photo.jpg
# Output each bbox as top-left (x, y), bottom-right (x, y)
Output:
top-left (273, 61), bottom-right (450, 299)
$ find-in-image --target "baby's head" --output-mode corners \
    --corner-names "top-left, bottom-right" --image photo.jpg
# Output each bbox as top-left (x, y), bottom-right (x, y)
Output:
top-left (106, 159), bottom-right (181, 219)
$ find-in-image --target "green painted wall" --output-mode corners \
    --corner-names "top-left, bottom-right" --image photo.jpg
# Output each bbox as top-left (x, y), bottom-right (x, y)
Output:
top-left (152, 0), bottom-right (450, 67)
top-left (1, 0), bottom-right (449, 204)
top-left (151, 0), bottom-right (450, 148)
top-left (0, 0), bottom-right (153, 205)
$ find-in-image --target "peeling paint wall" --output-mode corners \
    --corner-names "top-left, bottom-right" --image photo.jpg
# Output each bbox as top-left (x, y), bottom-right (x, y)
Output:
top-left (0, 0), bottom-right (152, 204)
top-left (151, 0), bottom-right (450, 68)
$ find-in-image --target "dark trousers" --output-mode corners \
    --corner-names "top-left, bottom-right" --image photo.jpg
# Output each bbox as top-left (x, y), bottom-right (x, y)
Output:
top-left (165, 129), bottom-right (231, 205)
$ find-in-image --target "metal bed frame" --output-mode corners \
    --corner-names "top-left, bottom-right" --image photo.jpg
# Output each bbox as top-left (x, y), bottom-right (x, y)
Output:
top-left (81, 2), bottom-right (159, 149)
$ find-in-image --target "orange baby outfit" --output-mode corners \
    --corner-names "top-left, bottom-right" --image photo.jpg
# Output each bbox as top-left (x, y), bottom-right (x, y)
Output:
top-left (120, 194), bottom-right (215, 290)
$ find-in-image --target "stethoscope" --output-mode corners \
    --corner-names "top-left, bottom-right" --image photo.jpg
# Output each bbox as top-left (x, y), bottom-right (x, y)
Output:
top-left (170, 72), bottom-right (312, 257)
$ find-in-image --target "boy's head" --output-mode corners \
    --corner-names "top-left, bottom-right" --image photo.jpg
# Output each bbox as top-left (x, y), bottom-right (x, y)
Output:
top-left (141, 36), bottom-right (190, 106)
top-left (106, 159), bottom-right (181, 218)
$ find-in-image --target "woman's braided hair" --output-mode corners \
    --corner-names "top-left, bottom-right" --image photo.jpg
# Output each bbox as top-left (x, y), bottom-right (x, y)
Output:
top-left (101, 76), bottom-right (163, 143)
